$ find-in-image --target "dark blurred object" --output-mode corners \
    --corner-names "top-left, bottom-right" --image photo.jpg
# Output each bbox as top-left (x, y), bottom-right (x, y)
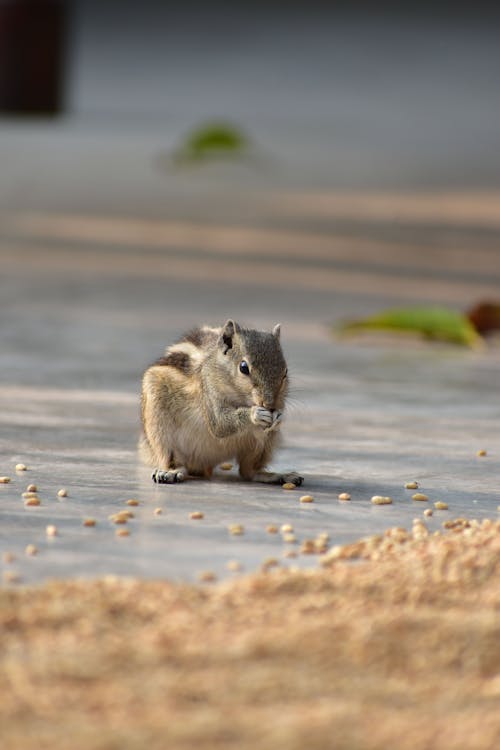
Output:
top-left (0, 0), bottom-right (66, 114)
top-left (467, 302), bottom-right (500, 336)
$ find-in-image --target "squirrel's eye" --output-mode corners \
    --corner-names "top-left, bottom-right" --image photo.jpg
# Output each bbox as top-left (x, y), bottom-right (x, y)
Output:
top-left (239, 360), bottom-right (250, 376)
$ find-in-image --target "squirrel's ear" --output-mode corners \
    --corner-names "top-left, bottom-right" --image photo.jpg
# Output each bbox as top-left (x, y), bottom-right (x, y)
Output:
top-left (220, 319), bottom-right (239, 354)
top-left (272, 323), bottom-right (281, 340)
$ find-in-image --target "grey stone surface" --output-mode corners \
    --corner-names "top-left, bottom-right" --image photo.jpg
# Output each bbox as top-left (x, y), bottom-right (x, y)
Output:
top-left (1, 12), bottom-right (500, 583)
top-left (1, 213), bottom-right (499, 584)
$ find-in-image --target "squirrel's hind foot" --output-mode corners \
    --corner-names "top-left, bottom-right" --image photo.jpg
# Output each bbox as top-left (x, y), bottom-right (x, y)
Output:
top-left (279, 471), bottom-right (303, 486)
top-left (252, 470), bottom-right (304, 486)
top-left (152, 468), bottom-right (186, 484)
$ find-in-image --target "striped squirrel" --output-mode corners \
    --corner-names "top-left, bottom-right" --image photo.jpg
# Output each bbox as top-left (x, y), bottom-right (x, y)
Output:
top-left (140, 320), bottom-right (303, 486)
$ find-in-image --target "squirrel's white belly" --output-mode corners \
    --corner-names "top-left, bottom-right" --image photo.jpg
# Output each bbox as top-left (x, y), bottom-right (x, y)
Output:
top-left (175, 409), bottom-right (266, 468)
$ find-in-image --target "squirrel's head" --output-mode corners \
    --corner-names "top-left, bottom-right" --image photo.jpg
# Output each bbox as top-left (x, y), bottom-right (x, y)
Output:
top-left (218, 319), bottom-right (288, 409)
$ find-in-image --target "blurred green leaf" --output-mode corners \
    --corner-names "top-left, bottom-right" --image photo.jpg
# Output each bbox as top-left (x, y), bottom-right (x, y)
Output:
top-left (173, 122), bottom-right (248, 164)
top-left (337, 307), bottom-right (483, 348)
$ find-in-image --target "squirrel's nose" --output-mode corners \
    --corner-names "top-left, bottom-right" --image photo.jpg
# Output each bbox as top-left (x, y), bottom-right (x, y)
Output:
top-left (262, 400), bottom-right (274, 410)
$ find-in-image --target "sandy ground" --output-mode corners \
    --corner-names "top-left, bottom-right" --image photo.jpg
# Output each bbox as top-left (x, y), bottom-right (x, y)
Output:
top-left (1, 516), bottom-right (500, 750)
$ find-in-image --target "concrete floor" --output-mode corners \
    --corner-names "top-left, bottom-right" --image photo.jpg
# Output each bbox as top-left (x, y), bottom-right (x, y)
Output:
top-left (1, 118), bottom-right (499, 585)
top-left (2, 4), bottom-right (500, 584)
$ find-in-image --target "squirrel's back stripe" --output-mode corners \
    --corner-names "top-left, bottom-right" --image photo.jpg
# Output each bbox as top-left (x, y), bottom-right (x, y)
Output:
top-left (153, 350), bottom-right (191, 374)
top-left (179, 326), bottom-right (219, 349)
top-left (151, 326), bottom-right (220, 373)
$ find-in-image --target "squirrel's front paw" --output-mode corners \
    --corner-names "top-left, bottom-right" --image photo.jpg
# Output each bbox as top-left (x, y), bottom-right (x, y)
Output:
top-left (267, 410), bottom-right (283, 432)
top-left (250, 406), bottom-right (274, 429)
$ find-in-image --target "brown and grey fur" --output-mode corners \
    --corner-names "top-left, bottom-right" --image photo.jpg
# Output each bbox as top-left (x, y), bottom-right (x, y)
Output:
top-left (140, 320), bottom-right (303, 485)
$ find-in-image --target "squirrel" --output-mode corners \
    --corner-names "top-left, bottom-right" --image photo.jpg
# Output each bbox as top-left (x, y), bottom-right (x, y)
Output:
top-left (139, 319), bottom-right (303, 486)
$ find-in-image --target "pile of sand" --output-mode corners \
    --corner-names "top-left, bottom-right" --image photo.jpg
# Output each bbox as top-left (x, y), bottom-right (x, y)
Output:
top-left (1, 517), bottom-right (499, 750)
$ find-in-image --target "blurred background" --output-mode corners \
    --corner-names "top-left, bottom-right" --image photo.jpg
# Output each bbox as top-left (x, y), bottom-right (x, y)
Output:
top-left (1, 0), bottom-right (500, 391)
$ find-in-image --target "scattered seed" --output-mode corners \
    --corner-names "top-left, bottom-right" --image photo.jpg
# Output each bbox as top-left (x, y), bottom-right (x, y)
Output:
top-left (226, 560), bottom-right (243, 572)
top-left (266, 524), bottom-right (279, 534)
top-left (22, 491), bottom-right (38, 499)
top-left (46, 525), bottom-right (58, 537)
top-left (315, 538), bottom-right (329, 553)
top-left (126, 499), bottom-right (139, 506)
top-left (434, 501), bottom-right (449, 510)
top-left (412, 521), bottom-right (429, 538)
top-left (24, 496), bottom-right (41, 507)
top-left (300, 540), bottom-right (316, 554)
top-left (115, 528), bottom-right (130, 537)
top-left (154, 507), bottom-right (163, 515)
top-left (57, 488), bottom-right (68, 498)
top-left (3, 570), bottom-right (21, 584)
top-left (26, 484), bottom-right (37, 493)
top-left (371, 496), bottom-right (393, 505)
top-left (405, 481), bottom-right (419, 490)
top-left (15, 463), bottom-right (27, 472)
top-left (0, 476), bottom-right (11, 484)
top-left (220, 463), bottom-right (233, 471)
top-left (261, 557), bottom-right (280, 570)
top-left (423, 508), bottom-right (433, 517)
top-left (281, 524), bottom-right (294, 534)
top-left (282, 533), bottom-right (297, 544)
top-left (2, 552), bottom-right (15, 564)
top-left (283, 549), bottom-right (298, 558)
top-left (477, 449), bottom-right (487, 457)
top-left (300, 495), bottom-right (314, 503)
top-left (412, 493), bottom-right (429, 502)
top-left (282, 482), bottom-right (297, 490)
top-left (189, 511), bottom-right (204, 520)
top-left (338, 492), bottom-right (351, 501)
top-left (198, 570), bottom-right (216, 583)
top-left (25, 544), bottom-right (38, 556)
top-left (108, 511), bottom-right (132, 523)
top-left (83, 518), bottom-right (97, 527)
top-left (228, 523), bottom-right (244, 535)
